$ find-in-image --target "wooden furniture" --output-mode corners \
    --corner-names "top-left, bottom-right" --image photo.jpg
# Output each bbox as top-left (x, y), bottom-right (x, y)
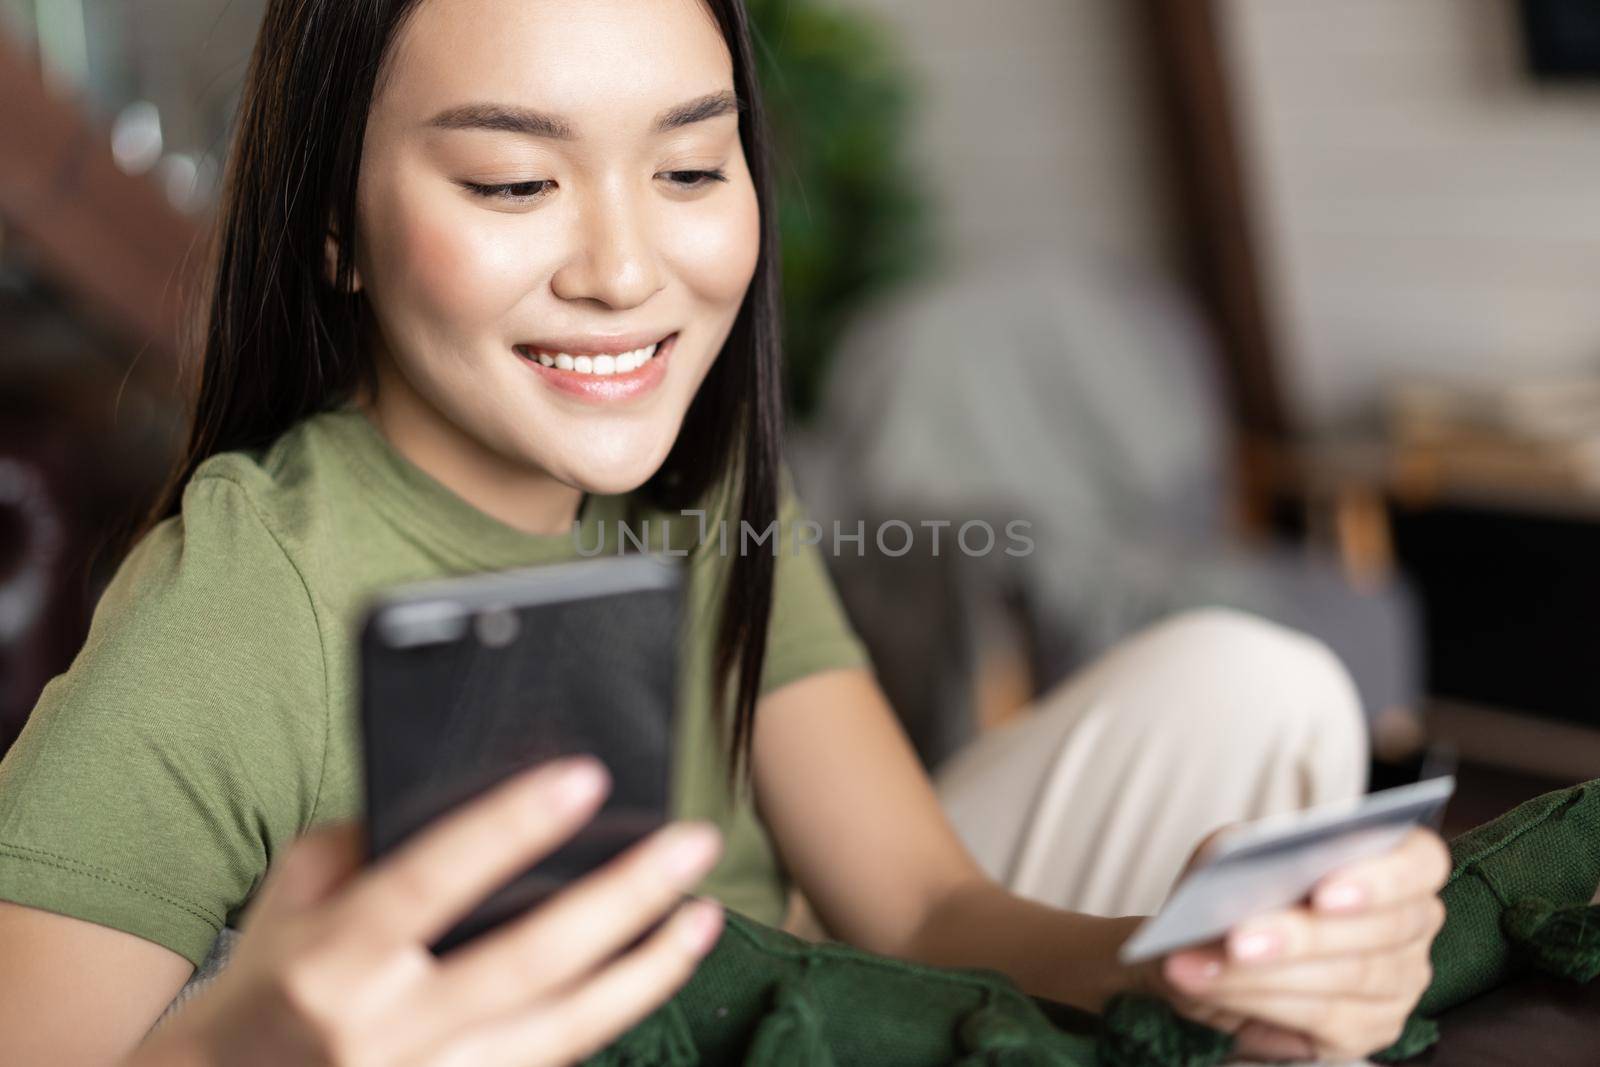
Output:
top-left (1273, 432), bottom-right (1600, 783)
top-left (1431, 974), bottom-right (1600, 1067)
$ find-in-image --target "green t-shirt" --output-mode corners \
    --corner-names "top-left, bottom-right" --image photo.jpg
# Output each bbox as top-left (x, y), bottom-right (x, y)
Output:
top-left (0, 408), bottom-right (870, 968)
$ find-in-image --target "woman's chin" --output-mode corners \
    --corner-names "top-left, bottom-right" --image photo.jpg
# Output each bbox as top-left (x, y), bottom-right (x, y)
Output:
top-left (554, 451), bottom-right (666, 499)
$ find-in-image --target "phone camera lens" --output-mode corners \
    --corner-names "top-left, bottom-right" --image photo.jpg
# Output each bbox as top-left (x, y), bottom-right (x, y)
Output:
top-left (475, 607), bottom-right (519, 648)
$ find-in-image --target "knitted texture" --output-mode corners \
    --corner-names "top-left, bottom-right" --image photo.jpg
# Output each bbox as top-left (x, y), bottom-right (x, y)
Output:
top-left (1370, 1014), bottom-right (1440, 1064)
top-left (583, 780), bottom-right (1600, 1065)
top-left (586, 1001), bottom-right (699, 1066)
top-left (1418, 779), bottom-right (1600, 1015)
top-left (1067, 781), bottom-right (1600, 1065)
top-left (1502, 898), bottom-right (1600, 983)
top-left (743, 979), bottom-right (836, 1066)
top-left (1371, 778), bottom-right (1600, 1061)
top-left (687, 912), bottom-right (1098, 1064)
top-left (581, 915), bottom-right (1234, 1066)
top-left (1095, 995), bottom-right (1233, 1067)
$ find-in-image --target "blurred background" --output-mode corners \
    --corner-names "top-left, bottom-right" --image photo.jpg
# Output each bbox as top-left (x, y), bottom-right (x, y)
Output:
top-left (3, 0), bottom-right (1600, 833)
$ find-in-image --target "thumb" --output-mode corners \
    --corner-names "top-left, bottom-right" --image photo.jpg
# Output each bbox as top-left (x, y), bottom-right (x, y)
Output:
top-left (1181, 823), bottom-right (1239, 877)
top-left (242, 822), bottom-right (367, 932)
top-left (1233, 1019), bottom-right (1315, 1062)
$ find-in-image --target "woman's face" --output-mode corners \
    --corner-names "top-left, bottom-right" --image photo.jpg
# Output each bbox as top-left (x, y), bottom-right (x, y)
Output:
top-left (352, 0), bottom-right (760, 509)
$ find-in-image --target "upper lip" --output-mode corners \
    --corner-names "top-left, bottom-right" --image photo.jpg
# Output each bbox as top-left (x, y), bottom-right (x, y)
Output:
top-left (516, 330), bottom-right (675, 357)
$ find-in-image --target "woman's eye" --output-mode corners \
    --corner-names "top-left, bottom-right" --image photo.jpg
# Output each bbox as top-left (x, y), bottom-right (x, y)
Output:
top-left (460, 170), bottom-right (726, 202)
top-left (462, 179), bottom-right (554, 202)
top-left (660, 168), bottom-right (728, 189)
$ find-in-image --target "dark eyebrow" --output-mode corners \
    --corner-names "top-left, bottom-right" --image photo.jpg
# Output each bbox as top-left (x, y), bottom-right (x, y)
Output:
top-left (652, 89), bottom-right (741, 133)
top-left (425, 90), bottom-right (740, 140)
top-left (427, 103), bottom-right (574, 139)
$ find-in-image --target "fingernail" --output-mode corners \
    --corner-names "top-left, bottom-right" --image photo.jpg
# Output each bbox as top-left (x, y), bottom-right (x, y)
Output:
top-left (550, 758), bottom-right (608, 812)
top-left (679, 898), bottom-right (724, 953)
top-left (1316, 881), bottom-right (1367, 913)
top-left (1232, 929), bottom-right (1281, 962)
top-left (1168, 954), bottom-right (1222, 986)
top-left (658, 823), bottom-right (722, 881)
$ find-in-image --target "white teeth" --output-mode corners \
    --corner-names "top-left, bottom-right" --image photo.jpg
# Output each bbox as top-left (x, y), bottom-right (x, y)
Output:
top-left (527, 339), bottom-right (665, 374)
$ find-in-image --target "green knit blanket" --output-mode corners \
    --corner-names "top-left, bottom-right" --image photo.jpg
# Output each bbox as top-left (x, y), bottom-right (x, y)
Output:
top-left (582, 780), bottom-right (1600, 1066)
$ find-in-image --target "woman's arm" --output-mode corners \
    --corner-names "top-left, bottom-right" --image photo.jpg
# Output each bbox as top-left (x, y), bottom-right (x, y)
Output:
top-left (0, 902), bottom-right (195, 1066)
top-left (753, 666), bottom-right (1446, 1060)
top-left (752, 667), bottom-right (1139, 1011)
top-left (2, 759), bottom-right (726, 1067)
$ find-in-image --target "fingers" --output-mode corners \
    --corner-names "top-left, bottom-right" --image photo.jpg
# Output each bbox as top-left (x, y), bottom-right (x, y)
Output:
top-left (1201, 892), bottom-right (1446, 968)
top-left (1308, 828), bottom-right (1451, 914)
top-left (1180, 824), bottom-right (1236, 874)
top-left (1162, 900), bottom-right (1440, 1061)
top-left (428, 820), bottom-right (723, 1021)
top-left (1159, 829), bottom-right (1450, 1064)
top-left (243, 822), bottom-right (367, 932)
top-left (429, 898), bottom-right (724, 1067)
top-left (1165, 997), bottom-right (1249, 1036)
top-left (1166, 931), bottom-right (1435, 1001)
top-left (1231, 1020), bottom-right (1316, 1063)
top-left (1193, 989), bottom-right (1412, 1060)
top-left (339, 757), bottom-right (610, 947)
top-left (1164, 830), bottom-right (1449, 975)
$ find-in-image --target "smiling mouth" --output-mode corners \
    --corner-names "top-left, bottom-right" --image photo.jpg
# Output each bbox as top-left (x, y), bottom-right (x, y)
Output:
top-left (514, 334), bottom-right (674, 377)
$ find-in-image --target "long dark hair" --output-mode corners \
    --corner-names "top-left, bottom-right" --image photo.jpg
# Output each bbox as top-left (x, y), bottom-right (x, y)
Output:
top-left (145, 0), bottom-right (783, 780)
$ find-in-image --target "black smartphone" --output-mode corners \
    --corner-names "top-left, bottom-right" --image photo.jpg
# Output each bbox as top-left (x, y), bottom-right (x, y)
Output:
top-left (358, 553), bottom-right (683, 953)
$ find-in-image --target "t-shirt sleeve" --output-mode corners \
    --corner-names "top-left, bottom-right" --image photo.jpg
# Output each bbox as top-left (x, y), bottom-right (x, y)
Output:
top-left (757, 468), bottom-right (873, 697)
top-left (0, 475), bottom-right (327, 969)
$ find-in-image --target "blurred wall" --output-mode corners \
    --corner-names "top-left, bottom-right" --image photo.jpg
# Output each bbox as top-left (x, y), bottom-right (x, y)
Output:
top-left (1223, 0), bottom-right (1600, 428)
top-left (112, 0), bottom-right (262, 147)
top-left (836, 0), bottom-right (1177, 276)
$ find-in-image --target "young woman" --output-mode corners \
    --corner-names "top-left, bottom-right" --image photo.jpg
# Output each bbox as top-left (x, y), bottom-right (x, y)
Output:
top-left (0, 1), bottom-right (1449, 1063)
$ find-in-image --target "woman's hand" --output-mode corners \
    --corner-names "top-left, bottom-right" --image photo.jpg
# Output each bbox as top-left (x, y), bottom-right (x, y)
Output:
top-left (1148, 827), bottom-right (1450, 1062)
top-left (129, 757), bottom-right (724, 1067)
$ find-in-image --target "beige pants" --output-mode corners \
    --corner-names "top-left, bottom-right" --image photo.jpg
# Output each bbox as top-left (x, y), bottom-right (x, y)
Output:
top-left (936, 608), bottom-right (1370, 918)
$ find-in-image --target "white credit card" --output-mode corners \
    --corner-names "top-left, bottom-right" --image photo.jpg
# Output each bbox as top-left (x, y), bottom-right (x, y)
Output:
top-left (1119, 775), bottom-right (1456, 964)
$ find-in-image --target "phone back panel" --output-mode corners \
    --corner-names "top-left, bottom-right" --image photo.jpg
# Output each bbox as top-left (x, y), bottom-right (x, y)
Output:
top-left (359, 555), bottom-right (683, 952)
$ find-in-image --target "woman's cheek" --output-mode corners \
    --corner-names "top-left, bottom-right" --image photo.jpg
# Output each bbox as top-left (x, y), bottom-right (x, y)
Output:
top-left (398, 211), bottom-right (543, 327)
top-left (666, 185), bottom-right (761, 307)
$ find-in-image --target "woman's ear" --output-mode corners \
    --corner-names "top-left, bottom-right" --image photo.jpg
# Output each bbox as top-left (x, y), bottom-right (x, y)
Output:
top-left (323, 228), bottom-right (364, 294)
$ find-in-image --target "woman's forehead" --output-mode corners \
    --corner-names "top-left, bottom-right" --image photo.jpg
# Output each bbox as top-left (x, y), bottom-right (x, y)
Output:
top-left (379, 0), bottom-right (734, 130)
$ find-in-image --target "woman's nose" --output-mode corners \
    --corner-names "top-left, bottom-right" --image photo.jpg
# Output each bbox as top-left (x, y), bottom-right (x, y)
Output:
top-left (549, 192), bottom-right (664, 310)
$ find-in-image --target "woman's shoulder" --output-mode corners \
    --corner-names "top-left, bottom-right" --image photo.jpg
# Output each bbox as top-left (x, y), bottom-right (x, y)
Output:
top-left (109, 471), bottom-right (325, 669)
top-left (42, 422), bottom-right (333, 801)
top-left (0, 435), bottom-right (337, 972)
top-left (106, 412), bottom-right (361, 673)
top-left (180, 408), bottom-right (362, 543)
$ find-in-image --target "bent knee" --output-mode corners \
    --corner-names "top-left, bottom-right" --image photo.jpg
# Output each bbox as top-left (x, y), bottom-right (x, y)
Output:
top-left (1133, 608), bottom-right (1366, 740)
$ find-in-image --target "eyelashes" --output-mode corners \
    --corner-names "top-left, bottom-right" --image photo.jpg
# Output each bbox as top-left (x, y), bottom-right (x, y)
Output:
top-left (661, 168), bottom-right (729, 188)
top-left (461, 169), bottom-right (729, 203)
top-left (463, 179), bottom-right (554, 201)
